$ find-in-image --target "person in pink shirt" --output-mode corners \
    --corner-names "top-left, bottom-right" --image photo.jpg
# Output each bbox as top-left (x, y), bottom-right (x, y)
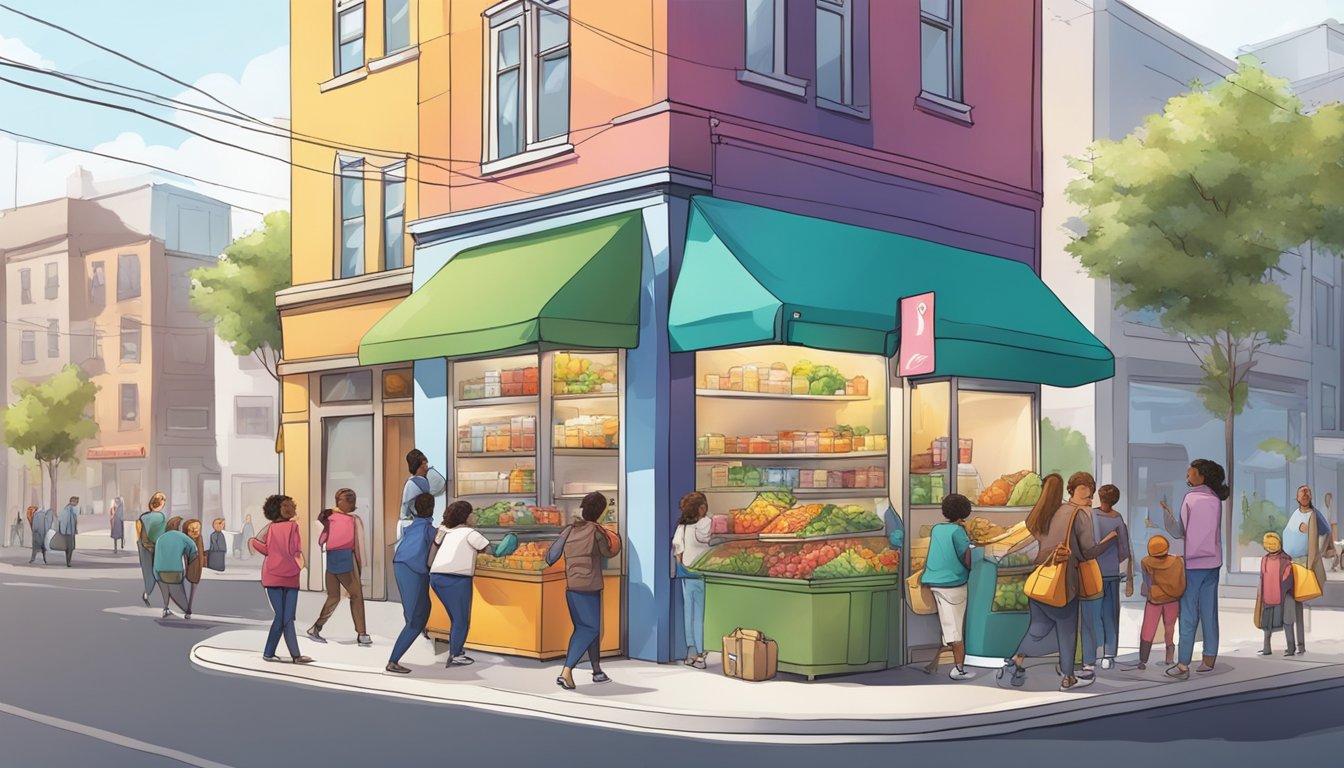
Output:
top-left (249, 495), bottom-right (312, 664)
top-left (1159, 458), bottom-right (1229, 679)
top-left (306, 489), bottom-right (370, 646)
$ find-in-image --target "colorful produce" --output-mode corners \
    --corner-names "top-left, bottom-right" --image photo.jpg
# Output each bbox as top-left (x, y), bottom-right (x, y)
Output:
top-left (730, 494), bottom-right (790, 534)
top-left (697, 551), bottom-right (766, 576)
top-left (966, 516), bottom-right (1008, 544)
top-left (1007, 472), bottom-right (1044, 507)
top-left (761, 504), bottom-right (824, 534)
top-left (697, 537), bottom-right (899, 581)
top-left (993, 578), bottom-right (1030, 611)
top-left (998, 553), bottom-right (1035, 568)
top-left (477, 541), bottom-right (556, 572)
top-left (977, 469), bottom-right (1034, 507)
top-left (552, 353), bottom-right (617, 394)
top-left (797, 504), bottom-right (883, 537)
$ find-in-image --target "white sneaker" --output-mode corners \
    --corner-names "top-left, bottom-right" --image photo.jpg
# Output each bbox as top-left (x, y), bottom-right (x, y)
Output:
top-left (949, 666), bottom-right (975, 681)
top-left (1100, 657), bottom-right (1114, 670)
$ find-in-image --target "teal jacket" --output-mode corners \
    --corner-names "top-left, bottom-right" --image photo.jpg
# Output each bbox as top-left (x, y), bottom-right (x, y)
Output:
top-left (153, 531), bottom-right (198, 573)
top-left (921, 522), bottom-right (971, 588)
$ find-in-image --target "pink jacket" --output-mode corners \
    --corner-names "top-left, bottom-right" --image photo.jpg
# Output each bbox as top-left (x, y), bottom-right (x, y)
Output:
top-left (319, 512), bottom-right (357, 552)
top-left (1180, 485), bottom-right (1224, 570)
top-left (252, 520), bottom-right (302, 589)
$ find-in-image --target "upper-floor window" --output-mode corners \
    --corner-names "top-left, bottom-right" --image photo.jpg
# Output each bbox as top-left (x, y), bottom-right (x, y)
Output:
top-left (745, 0), bottom-right (786, 78)
top-left (44, 262), bottom-right (59, 301)
top-left (486, 0), bottom-right (570, 163)
top-left (46, 319), bottom-right (59, 358)
top-left (385, 0), bottom-right (411, 54)
top-left (19, 268), bottom-right (32, 304)
top-left (168, 407), bottom-right (210, 431)
top-left (920, 0), bottom-right (963, 102)
top-left (120, 316), bottom-right (142, 363)
top-left (90, 261), bottom-right (106, 307)
top-left (20, 330), bottom-right (35, 363)
top-left (335, 0), bottom-right (366, 76)
top-left (119, 383), bottom-right (139, 428)
top-left (235, 396), bottom-right (275, 437)
top-left (1314, 277), bottom-right (1335, 349)
top-left (117, 253), bottom-right (141, 300)
top-left (1324, 383), bottom-right (1338, 431)
top-left (815, 0), bottom-right (852, 105)
top-left (383, 163), bottom-right (406, 270)
top-left (339, 157), bottom-right (366, 278)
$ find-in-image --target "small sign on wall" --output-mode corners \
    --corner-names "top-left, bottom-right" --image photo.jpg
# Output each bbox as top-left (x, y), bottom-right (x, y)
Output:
top-left (898, 292), bottom-right (936, 378)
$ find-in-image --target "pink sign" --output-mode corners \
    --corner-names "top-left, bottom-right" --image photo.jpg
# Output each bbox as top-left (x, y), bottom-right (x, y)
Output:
top-left (898, 292), bottom-right (936, 377)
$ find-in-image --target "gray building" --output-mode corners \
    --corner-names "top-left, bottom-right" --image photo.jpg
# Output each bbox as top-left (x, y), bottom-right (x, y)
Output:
top-left (1042, 0), bottom-right (1335, 588)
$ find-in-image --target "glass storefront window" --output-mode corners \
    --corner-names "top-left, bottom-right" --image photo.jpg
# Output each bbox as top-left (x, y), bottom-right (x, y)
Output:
top-left (322, 414), bottom-right (375, 590)
top-left (321, 371), bottom-right (373, 403)
top-left (910, 381), bottom-right (950, 506)
top-left (957, 390), bottom-right (1033, 506)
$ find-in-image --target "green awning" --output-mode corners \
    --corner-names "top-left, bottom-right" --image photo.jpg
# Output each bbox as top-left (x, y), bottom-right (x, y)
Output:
top-left (668, 197), bottom-right (1113, 388)
top-left (359, 212), bottom-right (643, 365)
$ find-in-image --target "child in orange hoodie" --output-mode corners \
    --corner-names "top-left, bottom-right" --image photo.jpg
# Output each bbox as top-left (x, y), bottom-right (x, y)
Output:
top-left (1137, 535), bottom-right (1184, 670)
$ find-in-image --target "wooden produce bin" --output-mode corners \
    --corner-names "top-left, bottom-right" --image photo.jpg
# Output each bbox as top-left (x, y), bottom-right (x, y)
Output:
top-left (702, 572), bottom-right (901, 680)
top-left (427, 569), bottom-right (621, 659)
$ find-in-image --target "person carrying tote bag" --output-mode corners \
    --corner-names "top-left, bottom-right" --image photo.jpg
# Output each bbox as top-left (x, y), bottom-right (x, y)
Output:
top-left (1002, 473), bottom-right (1116, 693)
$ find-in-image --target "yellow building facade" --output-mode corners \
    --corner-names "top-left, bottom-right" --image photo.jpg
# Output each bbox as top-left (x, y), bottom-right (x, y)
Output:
top-left (279, 0), bottom-right (429, 598)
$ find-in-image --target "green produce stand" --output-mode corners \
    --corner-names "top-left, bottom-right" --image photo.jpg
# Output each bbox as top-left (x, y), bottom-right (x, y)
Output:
top-left (702, 572), bottom-right (901, 680)
top-left (964, 549), bottom-right (1031, 662)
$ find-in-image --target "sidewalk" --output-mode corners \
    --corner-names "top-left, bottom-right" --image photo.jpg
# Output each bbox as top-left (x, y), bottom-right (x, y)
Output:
top-left (1, 528), bottom-right (264, 582)
top-left (191, 595), bottom-right (1344, 744)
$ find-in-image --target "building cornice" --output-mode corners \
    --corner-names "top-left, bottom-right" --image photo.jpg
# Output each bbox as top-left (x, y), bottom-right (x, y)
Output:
top-left (276, 267), bottom-right (413, 313)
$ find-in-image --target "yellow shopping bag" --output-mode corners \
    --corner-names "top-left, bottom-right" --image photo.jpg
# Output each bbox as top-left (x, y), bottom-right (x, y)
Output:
top-left (1292, 563), bottom-right (1322, 602)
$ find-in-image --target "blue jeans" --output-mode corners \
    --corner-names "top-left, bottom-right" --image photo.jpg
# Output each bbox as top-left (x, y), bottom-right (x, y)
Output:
top-left (1178, 567), bottom-right (1220, 665)
top-left (1082, 577), bottom-right (1122, 662)
top-left (429, 574), bottom-right (473, 657)
top-left (390, 564), bottom-right (431, 665)
top-left (681, 578), bottom-right (705, 656)
top-left (264, 587), bottom-right (300, 658)
top-left (565, 590), bottom-right (603, 670)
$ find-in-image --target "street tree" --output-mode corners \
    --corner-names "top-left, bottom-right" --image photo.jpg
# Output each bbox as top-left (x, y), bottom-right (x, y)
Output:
top-left (1065, 59), bottom-right (1344, 562)
top-left (189, 210), bottom-right (291, 381)
top-left (3, 365), bottom-right (99, 513)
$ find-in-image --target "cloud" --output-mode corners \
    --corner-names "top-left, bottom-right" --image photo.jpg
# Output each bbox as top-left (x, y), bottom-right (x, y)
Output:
top-left (0, 45), bottom-right (290, 240)
top-left (0, 33), bottom-right (54, 68)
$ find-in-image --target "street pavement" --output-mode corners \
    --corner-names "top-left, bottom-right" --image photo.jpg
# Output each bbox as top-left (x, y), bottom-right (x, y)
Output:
top-left (0, 542), bottom-right (1341, 767)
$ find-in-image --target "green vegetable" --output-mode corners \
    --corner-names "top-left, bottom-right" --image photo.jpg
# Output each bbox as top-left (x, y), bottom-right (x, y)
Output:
top-left (1007, 473), bottom-right (1043, 507)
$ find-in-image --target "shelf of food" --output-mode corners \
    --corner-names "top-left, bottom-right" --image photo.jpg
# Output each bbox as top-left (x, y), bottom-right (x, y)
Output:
top-left (700, 487), bottom-right (889, 498)
top-left (697, 451), bottom-right (887, 461)
top-left (458, 452), bottom-right (536, 459)
top-left (555, 392), bottom-right (617, 401)
top-left (456, 493), bottom-right (539, 500)
top-left (454, 396), bottom-right (538, 409)
top-left (554, 491), bottom-right (617, 499)
top-left (717, 492), bottom-right (886, 538)
top-left (551, 352), bottom-right (618, 396)
top-left (473, 501), bottom-right (566, 527)
top-left (695, 389), bottom-right (870, 402)
top-left (699, 359), bottom-right (871, 398)
top-left (691, 536), bottom-right (899, 581)
top-left (554, 448), bottom-right (619, 457)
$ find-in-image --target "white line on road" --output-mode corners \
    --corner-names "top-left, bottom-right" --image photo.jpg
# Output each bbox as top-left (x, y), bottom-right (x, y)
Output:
top-left (0, 701), bottom-right (235, 768)
top-left (3, 581), bottom-right (119, 593)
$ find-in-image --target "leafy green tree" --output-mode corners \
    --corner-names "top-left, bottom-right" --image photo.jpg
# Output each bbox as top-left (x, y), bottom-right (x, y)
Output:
top-left (189, 210), bottom-right (291, 380)
top-left (1040, 417), bottom-right (1093, 478)
top-left (1238, 491), bottom-right (1289, 547)
top-left (4, 366), bottom-right (99, 513)
top-left (1065, 60), bottom-right (1344, 563)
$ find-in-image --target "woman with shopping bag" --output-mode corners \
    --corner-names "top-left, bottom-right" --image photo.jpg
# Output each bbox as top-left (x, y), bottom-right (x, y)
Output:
top-left (999, 473), bottom-right (1117, 692)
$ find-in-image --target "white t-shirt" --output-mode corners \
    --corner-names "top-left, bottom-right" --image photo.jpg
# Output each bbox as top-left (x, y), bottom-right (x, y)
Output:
top-left (430, 526), bottom-right (491, 575)
top-left (673, 517), bottom-right (713, 569)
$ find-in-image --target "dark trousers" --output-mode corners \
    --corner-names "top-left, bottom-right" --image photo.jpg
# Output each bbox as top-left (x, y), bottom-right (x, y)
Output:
top-left (430, 574), bottom-right (473, 657)
top-left (137, 545), bottom-right (156, 594)
top-left (564, 589), bottom-right (604, 671)
top-left (30, 535), bottom-right (46, 562)
top-left (391, 565), bottom-right (431, 664)
top-left (1017, 598), bottom-right (1080, 678)
top-left (1082, 577), bottom-right (1122, 661)
top-left (63, 535), bottom-right (75, 566)
top-left (265, 587), bottom-right (300, 658)
top-left (157, 573), bottom-right (189, 612)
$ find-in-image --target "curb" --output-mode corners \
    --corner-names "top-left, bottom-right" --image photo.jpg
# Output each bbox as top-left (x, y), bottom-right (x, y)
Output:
top-left (190, 643), bottom-right (1344, 744)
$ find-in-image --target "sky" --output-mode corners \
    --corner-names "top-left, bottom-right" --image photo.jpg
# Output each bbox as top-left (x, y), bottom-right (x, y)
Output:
top-left (0, 1), bottom-right (1341, 242)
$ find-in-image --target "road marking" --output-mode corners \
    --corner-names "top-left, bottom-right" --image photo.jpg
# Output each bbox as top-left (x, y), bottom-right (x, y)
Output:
top-left (0, 701), bottom-right (234, 767)
top-left (3, 581), bottom-right (119, 593)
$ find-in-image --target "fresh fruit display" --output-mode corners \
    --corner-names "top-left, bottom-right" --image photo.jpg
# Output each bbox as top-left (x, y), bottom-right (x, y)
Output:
top-left (730, 494), bottom-right (791, 534)
top-left (477, 541), bottom-right (557, 572)
top-left (1006, 472), bottom-right (1044, 507)
top-left (813, 550), bottom-right (874, 578)
top-left (993, 577), bottom-right (1030, 612)
top-left (474, 502), bottom-right (518, 526)
top-left (695, 537), bottom-right (898, 581)
top-left (966, 516), bottom-right (1008, 544)
top-left (696, 550), bottom-right (767, 576)
top-left (977, 470), bottom-right (1035, 507)
top-left (998, 553), bottom-right (1035, 568)
top-left (797, 504), bottom-right (883, 537)
top-left (552, 353), bottom-right (617, 395)
top-left (760, 504), bottom-right (824, 534)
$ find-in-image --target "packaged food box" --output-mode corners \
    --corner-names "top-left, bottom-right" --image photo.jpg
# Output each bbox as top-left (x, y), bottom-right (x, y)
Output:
top-left (827, 471), bottom-right (843, 488)
top-left (846, 376), bottom-right (869, 397)
top-left (743, 466), bottom-right (762, 487)
top-left (959, 438), bottom-right (974, 464)
top-left (785, 468), bottom-right (801, 488)
top-left (812, 470), bottom-right (828, 488)
top-left (484, 380), bottom-right (502, 399)
top-left (704, 374), bottom-right (720, 389)
top-left (728, 465), bottom-right (745, 486)
top-left (805, 433), bottom-right (820, 453)
top-left (711, 515), bottom-right (729, 534)
top-left (799, 469), bottom-right (814, 488)
top-left (523, 381), bottom-right (538, 396)
top-left (728, 367), bottom-right (743, 391)
top-left (792, 375), bottom-right (810, 395)
top-left (818, 436), bottom-right (835, 454)
top-left (523, 367), bottom-right (539, 383)
top-left (708, 434), bottom-right (726, 455)
top-left (842, 470), bottom-right (857, 488)
top-left (763, 468), bottom-right (787, 487)
top-left (711, 464), bottom-right (729, 487)
top-left (743, 364), bottom-right (760, 392)
top-left (834, 436), bottom-right (852, 453)
top-left (502, 382), bottom-right (524, 397)
top-left (870, 467), bottom-right (886, 487)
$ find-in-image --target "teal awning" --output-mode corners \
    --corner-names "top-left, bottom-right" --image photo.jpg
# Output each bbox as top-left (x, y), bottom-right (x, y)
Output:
top-left (668, 197), bottom-right (1113, 388)
top-left (359, 213), bottom-right (643, 365)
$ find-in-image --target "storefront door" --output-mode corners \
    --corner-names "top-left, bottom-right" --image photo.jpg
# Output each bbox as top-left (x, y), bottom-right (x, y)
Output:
top-left (382, 415), bottom-right (414, 601)
top-left (322, 415), bottom-right (375, 594)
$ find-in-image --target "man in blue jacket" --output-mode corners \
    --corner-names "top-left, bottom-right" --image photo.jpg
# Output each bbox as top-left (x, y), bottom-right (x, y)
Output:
top-left (57, 496), bottom-right (80, 567)
top-left (28, 506), bottom-right (49, 565)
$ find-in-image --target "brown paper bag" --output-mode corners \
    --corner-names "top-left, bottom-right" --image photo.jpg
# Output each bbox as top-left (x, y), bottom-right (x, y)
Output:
top-left (722, 628), bottom-right (778, 681)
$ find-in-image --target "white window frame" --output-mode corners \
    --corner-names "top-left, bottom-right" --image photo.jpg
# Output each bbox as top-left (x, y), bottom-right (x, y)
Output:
top-left (919, 0), bottom-right (963, 103)
top-left (815, 0), bottom-right (853, 106)
top-left (44, 262), bottom-right (59, 301)
top-left (120, 316), bottom-right (142, 364)
top-left (19, 268), bottom-right (32, 304)
top-left (382, 162), bottom-right (407, 270)
top-left (20, 330), bottom-right (35, 363)
top-left (483, 0), bottom-right (571, 169)
top-left (335, 0), bottom-right (366, 77)
top-left (338, 156), bottom-right (366, 279)
top-left (46, 319), bottom-right (59, 358)
top-left (384, 0), bottom-right (412, 55)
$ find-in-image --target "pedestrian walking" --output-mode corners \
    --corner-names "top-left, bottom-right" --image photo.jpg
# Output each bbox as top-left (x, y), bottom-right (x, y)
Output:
top-left (25, 506), bottom-right (43, 563)
top-left (56, 496), bottom-right (79, 567)
top-left (424, 500), bottom-right (516, 669)
top-left (673, 492), bottom-right (712, 669)
top-left (136, 494), bottom-right (169, 606)
top-left (1160, 458), bottom-right (1229, 679)
top-left (923, 493), bottom-right (977, 681)
top-left (250, 495), bottom-right (312, 664)
top-left (237, 514), bottom-right (255, 560)
top-left (183, 519), bottom-right (206, 617)
top-left (386, 493), bottom-right (439, 674)
top-left (1281, 484), bottom-right (1330, 654)
top-left (207, 518), bottom-right (228, 573)
top-left (154, 517), bottom-right (197, 619)
top-left (998, 473), bottom-right (1117, 692)
top-left (1135, 535), bottom-right (1183, 670)
top-left (1256, 532), bottom-right (1296, 656)
top-left (12, 509), bottom-right (25, 548)
top-left (547, 492), bottom-right (621, 690)
top-left (1084, 484), bottom-right (1132, 670)
top-left (109, 496), bottom-right (126, 553)
top-left (306, 489), bottom-right (371, 646)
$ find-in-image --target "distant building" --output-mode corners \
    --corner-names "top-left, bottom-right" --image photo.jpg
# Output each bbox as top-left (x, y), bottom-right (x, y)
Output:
top-left (2, 169), bottom-right (230, 522)
top-left (213, 336), bottom-right (279, 530)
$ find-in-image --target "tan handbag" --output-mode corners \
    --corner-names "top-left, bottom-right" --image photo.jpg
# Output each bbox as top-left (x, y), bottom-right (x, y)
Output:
top-left (1292, 562), bottom-right (1323, 602)
top-left (906, 570), bottom-right (938, 615)
top-left (1026, 506), bottom-right (1098, 607)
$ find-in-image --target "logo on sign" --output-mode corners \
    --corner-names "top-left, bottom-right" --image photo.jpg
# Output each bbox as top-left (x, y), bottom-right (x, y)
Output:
top-left (898, 292), bottom-right (936, 377)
